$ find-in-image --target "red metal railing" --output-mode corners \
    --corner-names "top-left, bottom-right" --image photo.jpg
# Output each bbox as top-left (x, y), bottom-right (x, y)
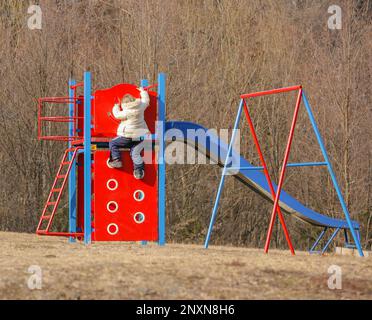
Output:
top-left (37, 96), bottom-right (83, 141)
top-left (38, 82), bottom-right (157, 142)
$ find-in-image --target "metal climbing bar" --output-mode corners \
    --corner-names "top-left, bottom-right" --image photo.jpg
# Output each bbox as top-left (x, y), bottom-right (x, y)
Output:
top-left (37, 146), bottom-right (83, 235)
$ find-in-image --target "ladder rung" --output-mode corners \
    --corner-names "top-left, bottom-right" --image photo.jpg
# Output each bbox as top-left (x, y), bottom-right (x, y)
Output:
top-left (62, 161), bottom-right (71, 166)
top-left (47, 202), bottom-right (56, 206)
top-left (56, 175), bottom-right (66, 179)
top-left (52, 188), bottom-right (62, 193)
top-left (41, 215), bottom-right (51, 220)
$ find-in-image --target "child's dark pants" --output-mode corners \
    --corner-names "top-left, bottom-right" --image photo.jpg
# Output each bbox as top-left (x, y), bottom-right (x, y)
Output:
top-left (109, 136), bottom-right (144, 170)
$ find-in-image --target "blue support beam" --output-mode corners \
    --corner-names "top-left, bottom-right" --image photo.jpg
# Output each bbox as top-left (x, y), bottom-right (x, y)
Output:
top-left (309, 227), bottom-right (327, 253)
top-left (225, 166), bottom-right (264, 172)
top-left (321, 228), bottom-right (340, 254)
top-left (204, 99), bottom-right (244, 248)
top-left (302, 91), bottom-right (363, 257)
top-left (68, 79), bottom-right (77, 243)
top-left (157, 73), bottom-right (166, 246)
top-left (141, 78), bottom-right (149, 246)
top-left (83, 71), bottom-right (92, 244)
top-left (286, 162), bottom-right (327, 168)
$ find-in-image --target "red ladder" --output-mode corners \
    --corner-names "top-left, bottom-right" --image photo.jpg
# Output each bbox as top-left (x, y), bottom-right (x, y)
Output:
top-left (37, 146), bottom-right (83, 237)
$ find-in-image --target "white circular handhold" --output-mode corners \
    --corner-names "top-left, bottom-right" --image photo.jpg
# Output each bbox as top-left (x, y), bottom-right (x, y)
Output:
top-left (134, 212), bottom-right (145, 224)
top-left (106, 158), bottom-right (113, 168)
top-left (133, 190), bottom-right (145, 202)
top-left (107, 179), bottom-right (118, 191)
top-left (107, 223), bottom-right (119, 235)
top-left (107, 201), bottom-right (118, 213)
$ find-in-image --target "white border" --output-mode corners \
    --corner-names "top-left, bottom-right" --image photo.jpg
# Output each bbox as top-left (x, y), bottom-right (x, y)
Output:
top-left (106, 179), bottom-right (118, 191)
top-left (134, 212), bottom-right (145, 224)
top-left (133, 189), bottom-right (145, 202)
top-left (106, 201), bottom-right (119, 213)
top-left (107, 223), bottom-right (119, 235)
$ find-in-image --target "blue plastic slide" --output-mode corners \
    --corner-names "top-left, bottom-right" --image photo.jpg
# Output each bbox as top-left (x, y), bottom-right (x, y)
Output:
top-left (165, 121), bottom-right (359, 230)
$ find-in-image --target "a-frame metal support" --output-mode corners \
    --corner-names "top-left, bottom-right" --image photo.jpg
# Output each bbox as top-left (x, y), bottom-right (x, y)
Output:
top-left (205, 87), bottom-right (364, 257)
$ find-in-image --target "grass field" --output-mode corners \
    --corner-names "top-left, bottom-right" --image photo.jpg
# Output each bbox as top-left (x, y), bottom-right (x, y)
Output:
top-left (0, 232), bottom-right (371, 299)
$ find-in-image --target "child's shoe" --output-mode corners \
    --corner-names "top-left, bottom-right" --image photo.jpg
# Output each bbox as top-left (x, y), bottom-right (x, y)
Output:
top-left (107, 158), bottom-right (123, 169)
top-left (133, 168), bottom-right (145, 180)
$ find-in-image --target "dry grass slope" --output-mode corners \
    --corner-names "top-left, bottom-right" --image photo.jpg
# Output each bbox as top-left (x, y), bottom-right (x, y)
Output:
top-left (0, 232), bottom-right (371, 299)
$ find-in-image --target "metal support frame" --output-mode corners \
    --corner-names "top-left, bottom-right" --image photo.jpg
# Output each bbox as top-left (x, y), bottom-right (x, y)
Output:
top-left (225, 166), bottom-right (264, 172)
top-left (242, 92), bottom-right (298, 254)
top-left (343, 229), bottom-right (356, 249)
top-left (205, 86), bottom-right (364, 257)
top-left (286, 162), bottom-right (327, 168)
top-left (302, 91), bottom-right (363, 257)
top-left (322, 228), bottom-right (341, 254)
top-left (204, 100), bottom-right (244, 248)
top-left (157, 73), bottom-right (166, 246)
top-left (309, 227), bottom-right (327, 253)
top-left (141, 78), bottom-right (149, 246)
top-left (68, 79), bottom-right (77, 243)
top-left (83, 71), bottom-right (92, 244)
top-left (310, 227), bottom-right (341, 254)
top-left (42, 71), bottom-right (168, 245)
top-left (263, 88), bottom-right (302, 253)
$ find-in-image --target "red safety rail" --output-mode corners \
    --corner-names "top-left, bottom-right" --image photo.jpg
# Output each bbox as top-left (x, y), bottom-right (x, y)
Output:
top-left (70, 82), bottom-right (84, 89)
top-left (144, 83), bottom-right (158, 91)
top-left (241, 85), bottom-right (302, 255)
top-left (37, 146), bottom-right (84, 238)
top-left (38, 96), bottom-right (83, 141)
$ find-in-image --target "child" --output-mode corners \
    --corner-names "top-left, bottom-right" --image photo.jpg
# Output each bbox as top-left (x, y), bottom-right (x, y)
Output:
top-left (107, 87), bottom-right (150, 180)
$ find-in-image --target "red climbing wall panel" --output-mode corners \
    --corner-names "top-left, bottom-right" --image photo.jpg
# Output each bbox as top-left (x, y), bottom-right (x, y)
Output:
top-left (92, 150), bottom-right (158, 241)
top-left (92, 83), bottom-right (158, 138)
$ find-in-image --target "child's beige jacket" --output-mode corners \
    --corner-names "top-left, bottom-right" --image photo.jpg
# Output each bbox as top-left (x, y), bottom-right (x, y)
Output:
top-left (112, 88), bottom-right (150, 139)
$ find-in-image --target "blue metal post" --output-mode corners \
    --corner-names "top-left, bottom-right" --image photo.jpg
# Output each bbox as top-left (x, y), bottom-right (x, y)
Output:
top-left (226, 166), bottom-right (264, 171)
top-left (344, 229), bottom-right (349, 244)
top-left (204, 99), bottom-right (244, 248)
top-left (157, 73), bottom-right (166, 246)
top-left (83, 72), bottom-right (92, 244)
top-left (286, 162), bottom-right (327, 168)
top-left (309, 227), bottom-right (327, 253)
top-left (141, 78), bottom-right (149, 246)
top-left (302, 91), bottom-right (364, 257)
top-left (68, 79), bottom-right (77, 243)
top-left (321, 228), bottom-right (340, 254)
